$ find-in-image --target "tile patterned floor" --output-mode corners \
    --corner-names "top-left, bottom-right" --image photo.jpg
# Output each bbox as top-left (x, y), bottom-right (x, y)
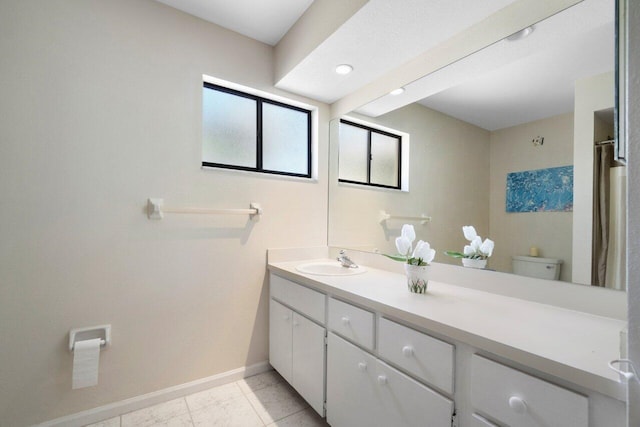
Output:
top-left (86, 371), bottom-right (329, 427)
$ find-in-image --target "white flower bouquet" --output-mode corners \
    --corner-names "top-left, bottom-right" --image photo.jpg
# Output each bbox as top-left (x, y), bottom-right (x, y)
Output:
top-left (383, 224), bottom-right (435, 293)
top-left (384, 224), bottom-right (436, 266)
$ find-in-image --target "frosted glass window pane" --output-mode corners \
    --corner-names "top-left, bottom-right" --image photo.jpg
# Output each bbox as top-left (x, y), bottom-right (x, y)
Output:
top-left (371, 133), bottom-right (399, 187)
top-left (202, 89), bottom-right (257, 168)
top-left (339, 123), bottom-right (368, 183)
top-left (262, 103), bottom-right (309, 174)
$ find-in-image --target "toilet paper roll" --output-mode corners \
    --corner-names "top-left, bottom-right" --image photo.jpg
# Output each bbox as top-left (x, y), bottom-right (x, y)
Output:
top-left (72, 338), bottom-right (101, 389)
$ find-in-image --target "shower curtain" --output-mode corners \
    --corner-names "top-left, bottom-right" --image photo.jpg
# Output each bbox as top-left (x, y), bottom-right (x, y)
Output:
top-left (592, 143), bottom-right (626, 289)
top-left (606, 167), bottom-right (627, 290)
top-left (592, 143), bottom-right (613, 287)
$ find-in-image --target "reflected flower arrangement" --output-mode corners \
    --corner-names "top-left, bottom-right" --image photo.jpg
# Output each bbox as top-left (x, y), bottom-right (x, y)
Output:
top-left (445, 225), bottom-right (494, 260)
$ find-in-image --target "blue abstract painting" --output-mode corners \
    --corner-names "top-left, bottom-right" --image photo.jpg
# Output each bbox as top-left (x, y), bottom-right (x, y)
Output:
top-left (506, 166), bottom-right (573, 213)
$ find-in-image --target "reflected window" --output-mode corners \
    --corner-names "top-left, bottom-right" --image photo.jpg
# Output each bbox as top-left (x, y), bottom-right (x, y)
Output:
top-left (202, 82), bottom-right (312, 177)
top-left (338, 119), bottom-right (401, 189)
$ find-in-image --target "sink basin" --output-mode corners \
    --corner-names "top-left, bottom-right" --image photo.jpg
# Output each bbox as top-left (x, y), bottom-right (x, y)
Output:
top-left (295, 261), bottom-right (367, 276)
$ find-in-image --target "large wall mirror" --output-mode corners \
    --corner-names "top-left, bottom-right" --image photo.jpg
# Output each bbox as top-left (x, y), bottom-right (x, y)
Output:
top-left (328, 0), bottom-right (627, 291)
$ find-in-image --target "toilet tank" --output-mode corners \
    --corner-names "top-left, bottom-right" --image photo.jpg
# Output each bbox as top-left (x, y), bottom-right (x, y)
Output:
top-left (512, 255), bottom-right (562, 280)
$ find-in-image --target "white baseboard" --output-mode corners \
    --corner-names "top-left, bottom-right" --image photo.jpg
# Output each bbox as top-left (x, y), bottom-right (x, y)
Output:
top-left (36, 360), bottom-right (272, 427)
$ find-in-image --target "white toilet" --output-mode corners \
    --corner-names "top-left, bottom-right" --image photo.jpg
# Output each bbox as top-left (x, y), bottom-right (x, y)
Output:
top-left (512, 255), bottom-right (563, 280)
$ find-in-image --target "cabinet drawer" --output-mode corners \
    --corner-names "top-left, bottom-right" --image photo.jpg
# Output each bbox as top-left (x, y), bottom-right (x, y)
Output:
top-left (328, 298), bottom-right (375, 350)
top-left (270, 274), bottom-right (325, 324)
top-left (378, 317), bottom-right (454, 394)
top-left (471, 355), bottom-right (588, 427)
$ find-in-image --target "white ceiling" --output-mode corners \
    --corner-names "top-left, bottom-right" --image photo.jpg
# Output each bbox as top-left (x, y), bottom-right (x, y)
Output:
top-left (357, 0), bottom-right (615, 130)
top-left (274, 0), bottom-right (516, 104)
top-left (153, 0), bottom-right (313, 45)
top-left (154, 0), bottom-right (616, 130)
top-left (417, 23), bottom-right (614, 130)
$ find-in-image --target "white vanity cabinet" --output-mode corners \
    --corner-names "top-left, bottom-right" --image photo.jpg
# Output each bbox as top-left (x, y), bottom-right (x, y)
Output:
top-left (269, 276), bottom-right (326, 416)
top-left (268, 268), bottom-right (625, 427)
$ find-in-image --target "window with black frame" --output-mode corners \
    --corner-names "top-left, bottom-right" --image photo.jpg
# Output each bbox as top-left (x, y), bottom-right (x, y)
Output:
top-left (338, 119), bottom-right (402, 189)
top-left (202, 82), bottom-right (312, 178)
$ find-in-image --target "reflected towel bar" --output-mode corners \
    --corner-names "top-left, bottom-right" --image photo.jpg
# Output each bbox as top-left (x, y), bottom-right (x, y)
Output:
top-left (147, 198), bottom-right (262, 220)
top-left (379, 210), bottom-right (431, 225)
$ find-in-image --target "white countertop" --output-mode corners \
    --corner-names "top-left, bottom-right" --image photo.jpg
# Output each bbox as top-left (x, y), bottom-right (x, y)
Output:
top-left (268, 258), bottom-right (627, 401)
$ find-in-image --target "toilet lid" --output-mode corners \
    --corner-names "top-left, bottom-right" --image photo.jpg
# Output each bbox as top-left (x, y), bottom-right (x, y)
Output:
top-left (512, 255), bottom-right (562, 264)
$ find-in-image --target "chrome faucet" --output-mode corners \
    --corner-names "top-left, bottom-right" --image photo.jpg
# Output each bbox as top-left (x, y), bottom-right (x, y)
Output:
top-left (336, 250), bottom-right (359, 268)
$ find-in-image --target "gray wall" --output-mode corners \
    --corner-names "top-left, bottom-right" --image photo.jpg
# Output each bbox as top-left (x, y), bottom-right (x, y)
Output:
top-left (626, 1), bottom-right (640, 425)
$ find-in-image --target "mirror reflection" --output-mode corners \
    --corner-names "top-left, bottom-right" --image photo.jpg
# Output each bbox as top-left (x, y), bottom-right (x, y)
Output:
top-left (328, 0), bottom-right (626, 290)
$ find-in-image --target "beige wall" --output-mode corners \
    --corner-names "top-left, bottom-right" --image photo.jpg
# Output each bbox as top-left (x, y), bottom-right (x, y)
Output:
top-left (489, 113), bottom-right (574, 281)
top-left (0, 1), bottom-right (328, 425)
top-left (328, 103), bottom-right (490, 265)
top-left (572, 71), bottom-right (615, 285)
top-left (331, 107), bottom-right (591, 283)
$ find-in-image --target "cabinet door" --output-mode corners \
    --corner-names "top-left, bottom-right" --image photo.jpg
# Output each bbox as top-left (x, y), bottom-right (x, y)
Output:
top-left (292, 312), bottom-right (326, 416)
top-left (470, 413), bottom-right (499, 427)
top-left (376, 359), bottom-right (454, 427)
top-left (326, 333), bottom-right (382, 427)
top-left (269, 299), bottom-right (292, 383)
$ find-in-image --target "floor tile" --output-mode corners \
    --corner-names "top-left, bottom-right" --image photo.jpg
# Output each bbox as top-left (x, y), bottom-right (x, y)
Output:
top-left (237, 371), bottom-right (284, 395)
top-left (148, 413), bottom-right (193, 427)
top-left (267, 408), bottom-right (328, 427)
top-left (85, 416), bottom-right (121, 427)
top-left (93, 373), bottom-right (321, 427)
top-left (246, 382), bottom-right (307, 424)
top-left (121, 398), bottom-right (189, 427)
top-left (190, 395), bottom-right (264, 427)
top-left (185, 382), bottom-right (245, 412)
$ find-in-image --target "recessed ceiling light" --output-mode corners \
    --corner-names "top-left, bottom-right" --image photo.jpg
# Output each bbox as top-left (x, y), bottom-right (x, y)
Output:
top-left (506, 26), bottom-right (534, 42)
top-left (389, 88), bottom-right (405, 96)
top-left (335, 64), bottom-right (353, 75)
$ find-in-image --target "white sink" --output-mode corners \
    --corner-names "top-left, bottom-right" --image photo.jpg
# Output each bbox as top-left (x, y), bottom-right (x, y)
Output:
top-left (295, 261), bottom-right (367, 276)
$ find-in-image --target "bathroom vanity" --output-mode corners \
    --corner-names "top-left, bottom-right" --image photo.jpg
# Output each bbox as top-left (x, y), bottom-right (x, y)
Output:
top-left (267, 251), bottom-right (626, 427)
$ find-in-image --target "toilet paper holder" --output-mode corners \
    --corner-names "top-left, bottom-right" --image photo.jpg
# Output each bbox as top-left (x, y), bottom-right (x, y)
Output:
top-left (69, 325), bottom-right (111, 352)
